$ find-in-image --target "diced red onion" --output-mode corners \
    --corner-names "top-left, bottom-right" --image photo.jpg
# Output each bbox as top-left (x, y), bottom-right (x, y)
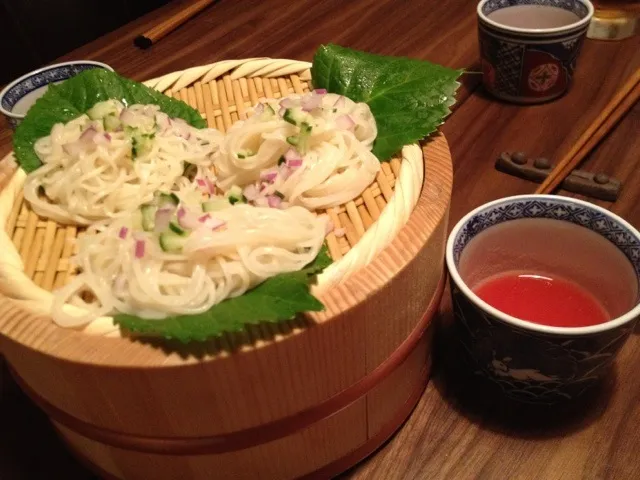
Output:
top-left (301, 92), bottom-right (323, 112)
top-left (143, 105), bottom-right (157, 117)
top-left (284, 148), bottom-right (301, 162)
top-left (284, 149), bottom-right (303, 168)
top-left (333, 96), bottom-right (346, 109)
top-left (267, 195), bottom-right (282, 208)
top-left (243, 184), bottom-right (260, 202)
top-left (135, 239), bottom-right (146, 258)
top-left (334, 227), bottom-right (346, 238)
top-left (198, 214), bottom-right (210, 222)
top-left (254, 103), bottom-right (265, 115)
top-left (204, 217), bottom-right (226, 230)
top-left (335, 114), bottom-right (355, 130)
top-left (93, 133), bottom-right (111, 146)
top-left (278, 106), bottom-right (286, 117)
top-left (260, 169), bottom-right (278, 183)
top-left (118, 227), bottom-right (129, 239)
top-left (205, 177), bottom-right (216, 194)
top-left (154, 208), bottom-right (173, 233)
top-left (79, 127), bottom-right (97, 143)
top-left (279, 98), bottom-right (295, 109)
top-left (314, 89), bottom-right (327, 95)
top-left (196, 178), bottom-right (207, 189)
top-left (155, 112), bottom-right (170, 131)
top-left (177, 208), bottom-right (200, 230)
top-left (119, 109), bottom-right (135, 124)
top-left (62, 142), bottom-right (84, 156)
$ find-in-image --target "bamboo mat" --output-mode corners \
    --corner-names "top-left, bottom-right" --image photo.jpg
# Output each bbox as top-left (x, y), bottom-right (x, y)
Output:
top-left (5, 71), bottom-right (402, 291)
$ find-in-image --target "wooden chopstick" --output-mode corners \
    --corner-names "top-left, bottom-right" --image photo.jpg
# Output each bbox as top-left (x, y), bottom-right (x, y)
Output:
top-left (134, 0), bottom-right (216, 49)
top-left (535, 68), bottom-right (640, 195)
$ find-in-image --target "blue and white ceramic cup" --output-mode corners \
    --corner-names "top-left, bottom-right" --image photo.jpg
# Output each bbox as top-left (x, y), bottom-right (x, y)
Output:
top-left (446, 195), bottom-right (640, 405)
top-left (477, 0), bottom-right (594, 104)
top-left (0, 61), bottom-right (114, 129)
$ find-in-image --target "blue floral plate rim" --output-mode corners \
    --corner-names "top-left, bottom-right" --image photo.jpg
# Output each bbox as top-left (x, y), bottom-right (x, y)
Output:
top-left (445, 194), bottom-right (640, 337)
top-left (477, 0), bottom-right (594, 36)
top-left (0, 60), bottom-right (114, 119)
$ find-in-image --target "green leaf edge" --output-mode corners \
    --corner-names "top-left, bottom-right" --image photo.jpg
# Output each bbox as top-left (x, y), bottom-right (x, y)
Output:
top-left (310, 43), bottom-right (463, 162)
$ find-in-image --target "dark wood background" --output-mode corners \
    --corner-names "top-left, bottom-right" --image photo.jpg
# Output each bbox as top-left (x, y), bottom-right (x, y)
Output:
top-left (1, 0), bottom-right (639, 479)
top-left (0, 0), bottom-right (170, 84)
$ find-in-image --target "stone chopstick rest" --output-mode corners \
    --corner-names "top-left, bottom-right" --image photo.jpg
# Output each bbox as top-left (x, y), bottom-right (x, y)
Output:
top-left (496, 152), bottom-right (622, 202)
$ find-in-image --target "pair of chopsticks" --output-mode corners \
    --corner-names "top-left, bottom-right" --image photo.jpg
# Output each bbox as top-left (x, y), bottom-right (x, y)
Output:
top-left (134, 0), bottom-right (217, 49)
top-left (535, 68), bottom-right (640, 195)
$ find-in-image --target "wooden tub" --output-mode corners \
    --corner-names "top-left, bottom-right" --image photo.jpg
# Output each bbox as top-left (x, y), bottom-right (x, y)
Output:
top-left (0, 59), bottom-right (453, 479)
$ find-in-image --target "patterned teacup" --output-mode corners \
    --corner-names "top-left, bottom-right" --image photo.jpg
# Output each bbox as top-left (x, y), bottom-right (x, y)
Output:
top-left (477, 0), bottom-right (594, 103)
top-left (446, 195), bottom-right (640, 404)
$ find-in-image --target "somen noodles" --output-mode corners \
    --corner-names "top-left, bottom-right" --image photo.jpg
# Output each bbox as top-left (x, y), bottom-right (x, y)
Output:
top-left (51, 191), bottom-right (328, 328)
top-left (213, 92), bottom-right (381, 210)
top-left (23, 100), bottom-right (223, 225)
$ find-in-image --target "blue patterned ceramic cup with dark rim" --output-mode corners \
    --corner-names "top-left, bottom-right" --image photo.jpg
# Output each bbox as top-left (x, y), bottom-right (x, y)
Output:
top-left (0, 61), bottom-right (114, 129)
top-left (477, 0), bottom-right (594, 104)
top-left (445, 195), bottom-right (640, 405)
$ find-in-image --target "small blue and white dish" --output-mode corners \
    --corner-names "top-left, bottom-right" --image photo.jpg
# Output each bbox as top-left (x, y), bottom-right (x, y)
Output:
top-left (0, 61), bottom-right (114, 129)
top-left (445, 195), bottom-right (640, 405)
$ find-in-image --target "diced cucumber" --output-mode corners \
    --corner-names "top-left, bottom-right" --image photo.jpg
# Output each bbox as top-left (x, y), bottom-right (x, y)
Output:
top-left (266, 104), bottom-right (276, 115)
top-left (159, 231), bottom-right (187, 253)
top-left (103, 114), bottom-right (121, 132)
top-left (283, 109), bottom-right (297, 126)
top-left (155, 192), bottom-right (180, 206)
top-left (87, 100), bottom-right (122, 121)
top-left (228, 185), bottom-right (242, 198)
top-left (227, 185), bottom-right (245, 205)
top-left (140, 204), bottom-right (157, 232)
top-left (274, 191), bottom-right (285, 199)
top-left (202, 198), bottom-right (230, 212)
top-left (286, 136), bottom-right (299, 146)
top-left (169, 222), bottom-right (187, 236)
top-left (131, 132), bottom-right (154, 159)
top-left (278, 155), bottom-right (286, 165)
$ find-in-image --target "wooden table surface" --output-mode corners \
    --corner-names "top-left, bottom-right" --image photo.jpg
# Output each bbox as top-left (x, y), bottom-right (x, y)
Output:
top-left (1, 0), bottom-right (639, 479)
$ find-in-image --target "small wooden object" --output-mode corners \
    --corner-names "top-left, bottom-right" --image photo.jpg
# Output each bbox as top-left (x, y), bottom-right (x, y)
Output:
top-left (134, 0), bottom-right (216, 49)
top-left (496, 152), bottom-right (622, 201)
top-left (535, 69), bottom-right (640, 195)
top-left (0, 61), bottom-right (454, 480)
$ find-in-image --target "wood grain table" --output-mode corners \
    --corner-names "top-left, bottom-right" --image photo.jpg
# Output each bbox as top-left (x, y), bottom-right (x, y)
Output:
top-left (1, 1), bottom-right (639, 479)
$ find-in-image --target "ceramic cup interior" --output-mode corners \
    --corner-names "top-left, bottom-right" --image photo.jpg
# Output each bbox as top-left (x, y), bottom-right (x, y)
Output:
top-left (477, 0), bottom-right (594, 104)
top-left (447, 195), bottom-right (640, 335)
top-left (445, 195), bottom-right (640, 404)
top-left (0, 61), bottom-right (114, 128)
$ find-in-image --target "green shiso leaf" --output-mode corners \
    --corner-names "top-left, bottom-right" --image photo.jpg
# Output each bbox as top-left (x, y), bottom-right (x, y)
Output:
top-left (311, 44), bottom-right (463, 161)
top-left (114, 245), bottom-right (332, 343)
top-left (13, 68), bottom-right (206, 173)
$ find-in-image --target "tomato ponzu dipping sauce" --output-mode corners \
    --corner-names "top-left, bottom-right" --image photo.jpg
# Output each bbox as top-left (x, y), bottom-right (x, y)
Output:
top-left (458, 218), bottom-right (638, 328)
top-left (474, 272), bottom-right (609, 327)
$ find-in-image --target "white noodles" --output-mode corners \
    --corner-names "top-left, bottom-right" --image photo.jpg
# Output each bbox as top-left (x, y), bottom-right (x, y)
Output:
top-left (51, 193), bottom-right (328, 327)
top-left (213, 92), bottom-right (381, 210)
top-left (23, 100), bottom-right (223, 225)
top-left (25, 91), bottom-right (384, 329)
